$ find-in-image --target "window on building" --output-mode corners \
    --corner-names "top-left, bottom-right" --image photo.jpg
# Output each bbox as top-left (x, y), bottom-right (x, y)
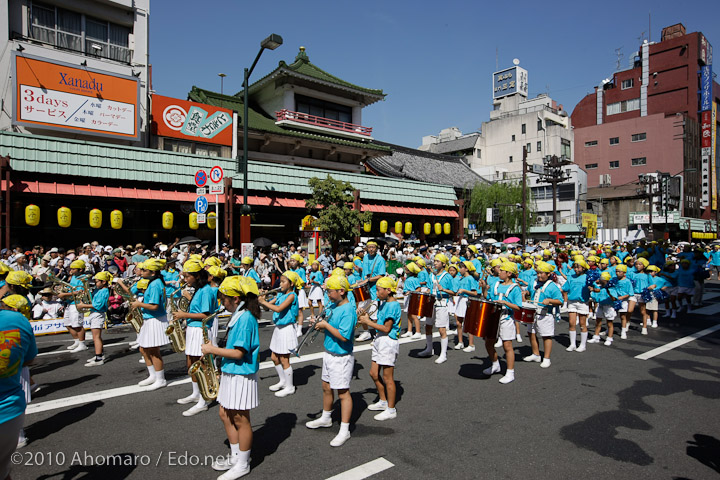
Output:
top-left (537, 141), bottom-right (542, 152)
top-left (526, 143), bottom-right (531, 153)
top-left (521, 124), bottom-right (526, 134)
top-left (476, 149), bottom-right (481, 159)
top-left (537, 119), bottom-right (543, 131)
top-left (511, 134), bottom-right (516, 142)
top-left (609, 137), bottom-right (620, 145)
top-left (631, 157), bottom-right (646, 166)
top-left (585, 140), bottom-right (598, 147)
top-left (561, 139), bottom-right (571, 159)
top-left (609, 161), bottom-right (620, 169)
top-left (509, 156), bottom-right (513, 163)
top-left (621, 78), bottom-right (634, 89)
top-left (607, 98), bottom-right (640, 115)
top-left (296, 94), bottom-right (352, 124)
top-left (631, 133), bottom-right (647, 142)
top-left (531, 184), bottom-right (575, 201)
top-left (585, 163), bottom-right (598, 169)
top-left (164, 140), bottom-right (221, 157)
top-left (30, 2), bottom-right (131, 63)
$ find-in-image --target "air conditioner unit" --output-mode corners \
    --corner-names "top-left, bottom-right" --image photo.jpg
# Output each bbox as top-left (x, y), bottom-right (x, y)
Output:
top-left (599, 174), bottom-right (611, 187)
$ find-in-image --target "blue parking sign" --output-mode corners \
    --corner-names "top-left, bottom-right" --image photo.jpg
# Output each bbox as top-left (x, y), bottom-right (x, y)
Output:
top-left (195, 196), bottom-right (208, 214)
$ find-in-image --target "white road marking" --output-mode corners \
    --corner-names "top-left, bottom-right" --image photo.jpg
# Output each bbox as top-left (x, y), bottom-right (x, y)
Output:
top-left (688, 302), bottom-right (720, 316)
top-left (635, 324), bottom-right (720, 360)
top-left (37, 341), bottom-right (131, 357)
top-left (26, 332), bottom-right (441, 415)
top-left (325, 458), bottom-right (394, 480)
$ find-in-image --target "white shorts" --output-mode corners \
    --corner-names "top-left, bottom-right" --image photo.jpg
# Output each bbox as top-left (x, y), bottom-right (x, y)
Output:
top-left (270, 324), bottom-right (298, 355)
top-left (371, 335), bottom-right (399, 366)
top-left (596, 304), bottom-right (617, 321)
top-left (63, 304), bottom-right (83, 328)
top-left (498, 316), bottom-right (516, 342)
top-left (426, 303), bottom-right (449, 328)
top-left (455, 297), bottom-right (468, 318)
top-left (677, 287), bottom-right (694, 295)
top-left (628, 294), bottom-right (643, 304)
top-left (321, 352), bottom-right (354, 390)
top-left (218, 372), bottom-right (258, 411)
top-left (617, 301), bottom-right (629, 313)
top-left (137, 316), bottom-right (170, 348)
top-left (88, 312), bottom-right (106, 329)
top-left (185, 325), bottom-right (216, 357)
top-left (567, 301), bottom-right (590, 315)
top-left (645, 298), bottom-right (659, 311)
top-left (308, 285), bottom-right (324, 304)
top-left (529, 313), bottom-right (555, 337)
top-left (448, 296), bottom-right (458, 315)
top-left (297, 289), bottom-right (309, 309)
top-left (403, 295), bottom-right (411, 313)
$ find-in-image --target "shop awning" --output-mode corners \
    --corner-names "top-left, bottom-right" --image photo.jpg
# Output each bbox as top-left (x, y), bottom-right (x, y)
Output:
top-left (361, 203), bottom-right (458, 218)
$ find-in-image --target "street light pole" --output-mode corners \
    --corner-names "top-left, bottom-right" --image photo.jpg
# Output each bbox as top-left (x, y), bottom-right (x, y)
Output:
top-left (521, 146), bottom-right (527, 246)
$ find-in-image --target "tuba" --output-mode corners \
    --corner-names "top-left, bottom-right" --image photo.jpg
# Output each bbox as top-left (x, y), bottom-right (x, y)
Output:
top-left (188, 312), bottom-right (220, 402)
top-left (165, 285), bottom-right (188, 353)
top-left (76, 275), bottom-right (93, 314)
top-left (114, 283), bottom-right (144, 333)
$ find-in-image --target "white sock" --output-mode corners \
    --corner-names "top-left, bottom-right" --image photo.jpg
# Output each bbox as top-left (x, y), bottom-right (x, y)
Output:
top-left (146, 365), bottom-right (156, 379)
top-left (376, 399), bottom-right (388, 406)
top-left (274, 364), bottom-right (286, 385)
top-left (386, 407), bottom-right (396, 414)
top-left (580, 332), bottom-right (588, 348)
top-left (195, 397), bottom-right (207, 408)
top-left (155, 369), bottom-right (165, 381)
top-left (284, 367), bottom-right (293, 388)
top-left (425, 335), bottom-right (433, 350)
top-left (440, 337), bottom-right (448, 356)
top-left (492, 360), bottom-right (500, 369)
top-left (237, 449), bottom-right (250, 466)
top-left (230, 443), bottom-right (240, 457)
top-left (339, 422), bottom-right (350, 435)
top-left (569, 330), bottom-right (577, 346)
top-left (320, 410), bottom-right (333, 421)
top-left (191, 382), bottom-right (200, 397)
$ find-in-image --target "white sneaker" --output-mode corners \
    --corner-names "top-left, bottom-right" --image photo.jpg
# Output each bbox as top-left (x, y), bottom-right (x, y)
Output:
top-left (652, 321), bottom-right (658, 328)
top-left (621, 331), bottom-right (627, 339)
top-left (447, 328), bottom-right (458, 335)
top-left (275, 386), bottom-right (296, 398)
top-left (499, 373), bottom-right (515, 384)
top-left (182, 404), bottom-right (208, 416)
top-left (138, 376), bottom-right (156, 386)
top-left (212, 455), bottom-right (237, 472)
top-left (85, 357), bottom-right (105, 367)
top-left (145, 379), bottom-right (167, 391)
top-left (454, 343), bottom-right (465, 350)
top-left (367, 401), bottom-right (388, 411)
top-left (411, 332), bottom-right (423, 340)
top-left (587, 336), bottom-right (601, 344)
top-left (576, 346), bottom-right (586, 353)
top-left (483, 364), bottom-right (501, 376)
top-left (71, 343), bottom-right (88, 352)
top-left (540, 358), bottom-right (551, 368)
top-left (462, 345), bottom-right (476, 353)
top-left (641, 328), bottom-right (648, 335)
top-left (305, 417), bottom-right (332, 429)
top-left (374, 409), bottom-right (397, 421)
top-left (516, 333), bottom-right (523, 343)
top-left (357, 331), bottom-right (372, 342)
top-left (493, 338), bottom-right (502, 348)
top-left (16, 436), bottom-right (27, 449)
top-left (417, 348), bottom-right (433, 358)
top-left (177, 394), bottom-right (200, 405)
top-left (217, 461), bottom-right (250, 480)
top-left (566, 344), bottom-right (577, 352)
top-left (434, 355), bottom-right (447, 364)
top-left (129, 342), bottom-right (140, 351)
top-left (400, 331), bottom-right (413, 338)
top-left (671, 311), bottom-right (677, 319)
top-left (523, 354), bottom-right (541, 363)
top-left (67, 340), bottom-right (79, 350)
top-left (296, 326), bottom-right (303, 337)
top-left (268, 381), bottom-right (285, 392)
top-left (139, 357), bottom-right (145, 363)
top-left (604, 338), bottom-right (613, 346)
top-left (330, 431), bottom-right (351, 447)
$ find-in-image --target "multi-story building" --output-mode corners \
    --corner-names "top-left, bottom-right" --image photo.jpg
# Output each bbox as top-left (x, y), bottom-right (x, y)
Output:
top-left (572, 23), bottom-right (719, 240)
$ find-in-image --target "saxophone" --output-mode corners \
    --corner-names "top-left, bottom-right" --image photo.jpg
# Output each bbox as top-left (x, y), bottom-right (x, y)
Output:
top-left (187, 311), bottom-right (220, 402)
top-left (114, 283), bottom-right (144, 333)
top-left (165, 286), bottom-right (188, 353)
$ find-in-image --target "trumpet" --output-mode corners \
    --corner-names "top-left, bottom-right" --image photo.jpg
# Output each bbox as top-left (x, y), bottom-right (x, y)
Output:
top-left (356, 301), bottom-right (378, 318)
top-left (290, 308), bottom-right (332, 358)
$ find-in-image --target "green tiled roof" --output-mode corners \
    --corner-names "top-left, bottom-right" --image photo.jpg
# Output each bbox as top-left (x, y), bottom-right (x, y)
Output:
top-left (188, 87), bottom-right (389, 152)
top-left (0, 131), bottom-right (456, 206)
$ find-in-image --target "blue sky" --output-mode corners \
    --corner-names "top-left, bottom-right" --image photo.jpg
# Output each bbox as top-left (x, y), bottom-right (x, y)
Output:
top-left (150, 0), bottom-right (719, 148)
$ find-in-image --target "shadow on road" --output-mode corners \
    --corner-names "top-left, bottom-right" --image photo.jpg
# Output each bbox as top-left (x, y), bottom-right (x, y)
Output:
top-left (27, 401), bottom-right (103, 443)
top-left (251, 412), bottom-right (297, 468)
top-left (32, 374), bottom-right (101, 399)
top-left (686, 433), bottom-right (720, 474)
top-left (36, 452), bottom-right (137, 480)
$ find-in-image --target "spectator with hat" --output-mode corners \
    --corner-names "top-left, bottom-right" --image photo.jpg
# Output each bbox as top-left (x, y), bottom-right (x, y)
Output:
top-left (31, 288), bottom-right (63, 320)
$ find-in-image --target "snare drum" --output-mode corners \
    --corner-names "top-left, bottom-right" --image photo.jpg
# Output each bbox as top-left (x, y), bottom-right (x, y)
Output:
top-left (352, 283), bottom-right (371, 302)
top-left (464, 299), bottom-right (501, 338)
top-left (407, 292), bottom-right (436, 318)
top-left (513, 303), bottom-right (536, 324)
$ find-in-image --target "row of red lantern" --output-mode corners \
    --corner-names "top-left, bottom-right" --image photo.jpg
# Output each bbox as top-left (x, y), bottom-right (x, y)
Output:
top-left (363, 220), bottom-right (451, 235)
top-left (25, 205), bottom-right (216, 230)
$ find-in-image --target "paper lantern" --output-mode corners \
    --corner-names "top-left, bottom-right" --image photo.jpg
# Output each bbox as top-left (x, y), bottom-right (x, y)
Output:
top-left (423, 223), bottom-right (431, 235)
top-left (110, 210), bottom-right (123, 229)
top-left (404, 221), bottom-right (412, 235)
top-left (57, 207), bottom-right (71, 228)
top-left (207, 212), bottom-right (217, 229)
top-left (89, 209), bottom-right (102, 229)
top-left (434, 223), bottom-right (441, 235)
top-left (394, 221), bottom-right (402, 234)
top-left (162, 211), bottom-right (174, 230)
top-left (25, 204), bottom-right (40, 226)
top-left (189, 212), bottom-right (198, 230)
top-left (363, 222), bottom-right (371, 233)
top-left (443, 222), bottom-right (451, 235)
top-left (380, 220), bottom-right (388, 234)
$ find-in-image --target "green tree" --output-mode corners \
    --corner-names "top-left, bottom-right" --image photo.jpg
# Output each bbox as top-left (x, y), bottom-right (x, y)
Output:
top-left (467, 181), bottom-right (534, 237)
top-left (306, 175), bottom-right (372, 248)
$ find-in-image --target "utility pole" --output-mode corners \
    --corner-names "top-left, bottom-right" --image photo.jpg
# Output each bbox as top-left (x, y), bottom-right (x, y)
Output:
top-left (537, 155), bottom-right (572, 235)
top-left (521, 146), bottom-right (527, 246)
top-left (637, 174), bottom-right (660, 241)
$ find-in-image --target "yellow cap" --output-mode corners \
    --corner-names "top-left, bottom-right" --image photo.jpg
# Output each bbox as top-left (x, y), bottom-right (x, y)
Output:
top-left (326, 275), bottom-right (350, 291)
top-left (241, 256), bottom-right (254, 265)
top-left (331, 268), bottom-right (345, 277)
top-left (624, 256), bottom-right (635, 264)
top-left (543, 249), bottom-right (551, 256)
top-left (94, 271), bottom-right (113, 283)
top-left (183, 260), bottom-right (204, 273)
top-left (646, 265), bottom-right (660, 272)
top-left (143, 259), bottom-right (164, 271)
top-left (0, 263), bottom-right (9, 275)
top-left (450, 256), bottom-right (460, 264)
top-left (468, 245), bottom-right (478, 253)
top-left (587, 256), bottom-right (600, 263)
top-left (190, 254), bottom-right (203, 261)
top-left (70, 259), bottom-right (86, 270)
top-left (219, 276), bottom-right (259, 297)
top-left (136, 262), bottom-right (146, 270)
top-left (406, 262), bottom-right (421, 274)
top-left (204, 256), bottom-right (222, 267)
top-left (6, 271), bottom-right (32, 288)
top-left (208, 266), bottom-right (227, 279)
top-left (523, 258), bottom-right (535, 266)
top-left (500, 262), bottom-right (518, 275)
top-left (435, 253), bottom-right (449, 264)
top-left (282, 271), bottom-right (304, 289)
top-left (490, 258), bottom-right (503, 268)
top-left (600, 272), bottom-right (611, 281)
top-left (636, 258), bottom-right (649, 268)
top-left (2, 294), bottom-right (30, 318)
top-left (343, 262), bottom-right (354, 270)
top-left (415, 258), bottom-right (426, 267)
top-left (448, 264), bottom-right (460, 272)
top-left (376, 276), bottom-right (397, 292)
top-left (366, 241), bottom-right (378, 247)
top-left (535, 261), bottom-right (555, 273)
top-left (462, 261), bottom-right (476, 272)
top-left (574, 258), bottom-right (589, 270)
top-left (600, 258), bottom-right (609, 264)
top-left (290, 254), bottom-right (304, 264)
top-left (137, 279), bottom-right (149, 290)
top-left (615, 264), bottom-right (628, 272)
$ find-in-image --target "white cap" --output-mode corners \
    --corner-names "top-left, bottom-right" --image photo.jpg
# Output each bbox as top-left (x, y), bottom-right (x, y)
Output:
top-left (48, 247), bottom-right (59, 253)
top-left (104, 245), bottom-right (113, 252)
top-left (83, 242), bottom-right (91, 247)
top-left (354, 247), bottom-right (363, 253)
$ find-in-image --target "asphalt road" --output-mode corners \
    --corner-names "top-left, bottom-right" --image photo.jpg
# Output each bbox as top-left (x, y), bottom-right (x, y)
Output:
top-left (12, 283), bottom-right (720, 480)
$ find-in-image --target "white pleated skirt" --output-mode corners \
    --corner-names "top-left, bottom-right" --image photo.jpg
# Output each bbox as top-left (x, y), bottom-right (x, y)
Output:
top-left (297, 289), bottom-right (309, 308)
top-left (218, 372), bottom-right (258, 410)
top-left (269, 324), bottom-right (298, 354)
top-left (185, 326), bottom-right (203, 357)
top-left (308, 285), bottom-right (324, 302)
top-left (137, 316), bottom-right (170, 348)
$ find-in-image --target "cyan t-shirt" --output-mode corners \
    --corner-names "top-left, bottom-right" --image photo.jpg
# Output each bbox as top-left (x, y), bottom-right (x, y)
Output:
top-left (562, 272), bottom-right (590, 302)
top-left (376, 300), bottom-right (402, 340)
top-left (244, 268), bottom-right (261, 284)
top-left (0, 310), bottom-right (38, 424)
top-left (488, 282), bottom-right (522, 318)
top-left (91, 287), bottom-right (109, 314)
top-left (221, 309), bottom-right (259, 376)
top-left (141, 278), bottom-right (167, 320)
top-left (323, 302), bottom-right (356, 355)
top-left (273, 292), bottom-right (298, 326)
top-left (187, 283), bottom-right (218, 328)
top-left (458, 275), bottom-right (478, 297)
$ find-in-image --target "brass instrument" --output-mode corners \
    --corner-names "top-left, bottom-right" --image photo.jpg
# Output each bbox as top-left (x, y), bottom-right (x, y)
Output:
top-left (188, 312), bottom-right (220, 402)
top-left (290, 308), bottom-right (332, 358)
top-left (259, 287), bottom-right (283, 302)
top-left (165, 285), bottom-right (188, 353)
top-left (113, 283), bottom-right (144, 333)
top-left (48, 272), bottom-right (90, 305)
top-left (356, 301), bottom-right (378, 318)
top-left (76, 276), bottom-right (93, 314)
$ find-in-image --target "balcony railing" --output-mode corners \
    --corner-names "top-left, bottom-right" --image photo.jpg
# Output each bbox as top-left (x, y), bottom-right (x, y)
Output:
top-left (275, 109), bottom-right (373, 137)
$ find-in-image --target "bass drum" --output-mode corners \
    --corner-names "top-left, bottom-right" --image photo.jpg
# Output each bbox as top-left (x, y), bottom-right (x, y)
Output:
top-left (407, 292), bottom-right (436, 318)
top-left (464, 299), bottom-right (501, 338)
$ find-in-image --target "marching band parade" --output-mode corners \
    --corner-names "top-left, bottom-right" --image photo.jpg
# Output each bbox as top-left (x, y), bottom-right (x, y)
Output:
top-left (1, 237), bottom-right (719, 479)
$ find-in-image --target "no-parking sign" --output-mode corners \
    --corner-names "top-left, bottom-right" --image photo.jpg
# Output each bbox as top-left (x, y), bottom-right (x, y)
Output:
top-left (194, 170), bottom-right (208, 187)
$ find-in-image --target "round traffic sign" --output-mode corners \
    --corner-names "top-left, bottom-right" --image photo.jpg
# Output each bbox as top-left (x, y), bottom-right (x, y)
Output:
top-left (195, 170), bottom-right (208, 187)
top-left (210, 165), bottom-right (224, 183)
top-left (195, 196), bottom-right (209, 214)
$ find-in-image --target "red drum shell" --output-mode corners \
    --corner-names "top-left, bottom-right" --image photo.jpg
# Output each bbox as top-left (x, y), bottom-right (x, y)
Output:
top-left (408, 292), bottom-right (435, 318)
top-left (513, 304), bottom-right (536, 324)
top-left (352, 283), bottom-right (371, 302)
top-left (464, 299), bottom-right (501, 338)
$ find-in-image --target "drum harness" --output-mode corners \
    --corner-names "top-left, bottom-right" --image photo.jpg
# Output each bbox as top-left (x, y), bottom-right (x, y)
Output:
top-left (493, 282), bottom-right (517, 322)
top-left (532, 280), bottom-right (554, 317)
top-left (432, 271), bottom-right (452, 308)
